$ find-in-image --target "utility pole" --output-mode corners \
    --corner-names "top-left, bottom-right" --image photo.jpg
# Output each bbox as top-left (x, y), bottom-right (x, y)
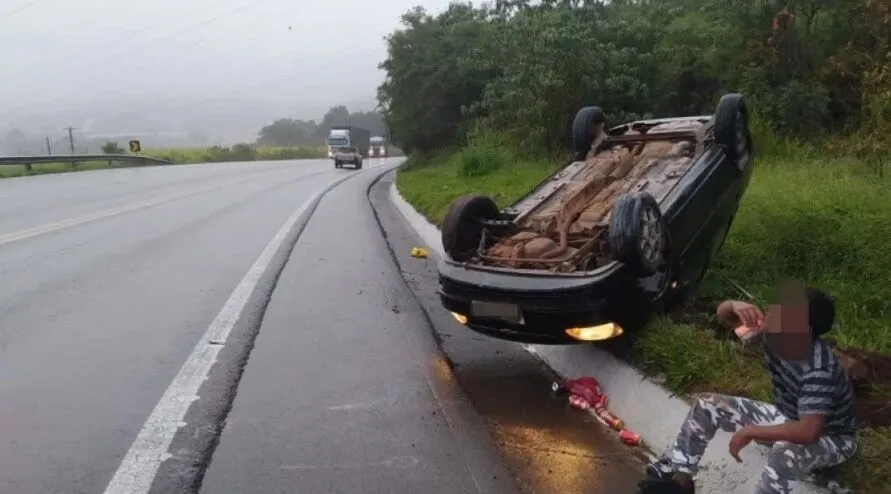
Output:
top-left (45, 137), bottom-right (51, 155)
top-left (64, 126), bottom-right (76, 168)
top-left (64, 126), bottom-right (75, 154)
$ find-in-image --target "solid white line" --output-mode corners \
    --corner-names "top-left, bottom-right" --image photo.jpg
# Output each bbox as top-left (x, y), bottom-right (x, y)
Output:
top-left (0, 170), bottom-right (286, 247)
top-left (102, 180), bottom-right (337, 494)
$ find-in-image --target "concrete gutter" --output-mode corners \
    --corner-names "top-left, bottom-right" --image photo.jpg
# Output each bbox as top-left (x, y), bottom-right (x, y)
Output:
top-left (388, 180), bottom-right (841, 494)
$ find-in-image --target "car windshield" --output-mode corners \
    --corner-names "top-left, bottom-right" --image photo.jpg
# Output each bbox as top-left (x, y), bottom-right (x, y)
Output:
top-left (337, 147), bottom-right (357, 153)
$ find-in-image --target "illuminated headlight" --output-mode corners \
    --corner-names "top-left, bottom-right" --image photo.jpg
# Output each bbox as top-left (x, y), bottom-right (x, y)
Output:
top-left (450, 312), bottom-right (468, 325)
top-left (565, 323), bottom-right (623, 341)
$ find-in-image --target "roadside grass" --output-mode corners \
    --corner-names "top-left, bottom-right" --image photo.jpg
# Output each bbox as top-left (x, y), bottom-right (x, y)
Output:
top-left (142, 145), bottom-right (326, 164)
top-left (396, 136), bottom-right (891, 493)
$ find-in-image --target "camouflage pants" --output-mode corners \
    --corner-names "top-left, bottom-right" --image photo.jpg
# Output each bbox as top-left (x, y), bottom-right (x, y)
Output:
top-left (667, 393), bottom-right (857, 494)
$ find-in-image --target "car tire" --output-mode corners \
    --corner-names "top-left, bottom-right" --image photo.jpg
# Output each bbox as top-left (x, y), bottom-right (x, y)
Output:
top-left (442, 195), bottom-right (500, 262)
top-left (334, 161), bottom-right (341, 168)
top-left (713, 93), bottom-right (752, 172)
top-left (571, 106), bottom-right (606, 160)
top-left (357, 160), bottom-right (363, 169)
top-left (608, 192), bottom-right (668, 275)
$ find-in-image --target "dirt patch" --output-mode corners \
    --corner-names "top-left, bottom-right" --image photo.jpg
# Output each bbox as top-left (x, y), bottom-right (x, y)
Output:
top-left (823, 342), bottom-right (891, 428)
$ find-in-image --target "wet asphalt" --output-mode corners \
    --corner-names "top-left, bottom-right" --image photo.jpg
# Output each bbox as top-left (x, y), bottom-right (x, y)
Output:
top-left (0, 159), bottom-right (644, 494)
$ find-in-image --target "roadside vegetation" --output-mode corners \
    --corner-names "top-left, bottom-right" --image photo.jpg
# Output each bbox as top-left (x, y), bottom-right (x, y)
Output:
top-left (142, 144), bottom-right (326, 163)
top-left (380, 0), bottom-right (891, 490)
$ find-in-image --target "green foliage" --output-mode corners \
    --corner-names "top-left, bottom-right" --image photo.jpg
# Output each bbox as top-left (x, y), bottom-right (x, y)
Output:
top-left (256, 106), bottom-right (388, 147)
top-left (100, 141), bottom-right (124, 154)
top-left (378, 0), bottom-right (891, 154)
top-left (143, 145), bottom-right (325, 164)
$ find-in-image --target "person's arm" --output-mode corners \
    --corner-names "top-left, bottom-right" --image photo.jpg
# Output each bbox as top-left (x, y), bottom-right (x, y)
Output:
top-left (729, 368), bottom-right (833, 460)
top-left (741, 415), bottom-right (826, 445)
top-left (716, 300), bottom-right (765, 327)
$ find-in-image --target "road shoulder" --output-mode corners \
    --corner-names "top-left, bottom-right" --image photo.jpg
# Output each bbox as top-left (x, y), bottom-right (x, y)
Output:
top-left (371, 171), bottom-right (648, 494)
top-left (199, 164), bottom-right (520, 494)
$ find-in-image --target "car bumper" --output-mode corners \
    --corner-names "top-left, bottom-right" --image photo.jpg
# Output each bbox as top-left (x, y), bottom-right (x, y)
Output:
top-left (437, 259), bottom-right (647, 344)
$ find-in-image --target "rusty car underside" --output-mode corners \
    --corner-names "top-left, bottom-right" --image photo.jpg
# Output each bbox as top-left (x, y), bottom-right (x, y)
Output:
top-left (474, 118), bottom-right (712, 273)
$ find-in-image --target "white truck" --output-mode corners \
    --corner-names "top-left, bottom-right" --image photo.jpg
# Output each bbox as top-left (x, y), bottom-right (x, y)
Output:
top-left (369, 136), bottom-right (387, 157)
top-left (327, 126), bottom-right (370, 158)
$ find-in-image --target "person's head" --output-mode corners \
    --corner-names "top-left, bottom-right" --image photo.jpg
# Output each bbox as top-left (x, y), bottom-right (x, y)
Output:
top-left (764, 281), bottom-right (835, 361)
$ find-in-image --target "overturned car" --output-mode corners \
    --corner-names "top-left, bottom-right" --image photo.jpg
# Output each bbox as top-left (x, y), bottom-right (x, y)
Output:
top-left (437, 93), bottom-right (754, 344)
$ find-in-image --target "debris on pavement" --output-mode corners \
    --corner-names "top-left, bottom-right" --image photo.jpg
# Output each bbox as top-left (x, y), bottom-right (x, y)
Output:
top-left (555, 376), bottom-right (643, 448)
top-left (410, 246), bottom-right (429, 258)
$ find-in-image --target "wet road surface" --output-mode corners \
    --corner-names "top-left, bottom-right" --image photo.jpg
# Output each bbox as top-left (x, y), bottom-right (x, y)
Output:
top-left (204, 167), bottom-right (646, 493)
top-left (0, 159), bottom-right (645, 494)
top-left (0, 159), bottom-right (374, 494)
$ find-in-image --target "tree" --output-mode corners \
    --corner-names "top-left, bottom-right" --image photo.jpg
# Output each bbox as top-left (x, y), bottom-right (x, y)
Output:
top-left (377, 0), bottom-right (891, 155)
top-left (255, 107), bottom-right (388, 146)
top-left (101, 141), bottom-right (124, 154)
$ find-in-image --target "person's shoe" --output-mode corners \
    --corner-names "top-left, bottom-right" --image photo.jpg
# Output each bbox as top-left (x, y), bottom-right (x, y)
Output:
top-left (645, 458), bottom-right (674, 480)
top-left (637, 477), bottom-right (695, 494)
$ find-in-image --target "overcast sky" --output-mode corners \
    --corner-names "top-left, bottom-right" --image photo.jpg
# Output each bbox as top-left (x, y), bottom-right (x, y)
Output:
top-left (0, 0), bottom-right (453, 124)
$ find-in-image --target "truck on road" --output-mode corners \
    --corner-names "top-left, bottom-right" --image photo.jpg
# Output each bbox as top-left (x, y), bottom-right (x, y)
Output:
top-left (327, 126), bottom-right (370, 158)
top-left (370, 136), bottom-right (387, 157)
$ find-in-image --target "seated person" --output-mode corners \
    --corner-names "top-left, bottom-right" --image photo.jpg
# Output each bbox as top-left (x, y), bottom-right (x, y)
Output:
top-left (639, 285), bottom-right (858, 494)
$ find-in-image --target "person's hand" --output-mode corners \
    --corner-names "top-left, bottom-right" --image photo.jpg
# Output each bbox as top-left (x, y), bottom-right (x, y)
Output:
top-left (731, 302), bottom-right (765, 329)
top-left (729, 427), bottom-right (754, 462)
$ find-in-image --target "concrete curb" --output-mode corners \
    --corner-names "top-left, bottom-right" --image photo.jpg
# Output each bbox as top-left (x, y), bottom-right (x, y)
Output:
top-left (388, 180), bottom-right (834, 494)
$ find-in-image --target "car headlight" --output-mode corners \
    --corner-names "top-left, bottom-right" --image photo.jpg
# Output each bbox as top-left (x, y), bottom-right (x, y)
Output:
top-left (565, 323), bottom-right (623, 341)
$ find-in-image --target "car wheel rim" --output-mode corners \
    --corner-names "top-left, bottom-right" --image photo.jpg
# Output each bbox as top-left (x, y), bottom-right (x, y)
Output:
top-left (639, 206), bottom-right (664, 264)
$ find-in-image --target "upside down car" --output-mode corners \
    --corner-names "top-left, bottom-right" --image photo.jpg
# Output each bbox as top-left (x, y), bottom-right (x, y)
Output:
top-left (437, 93), bottom-right (755, 344)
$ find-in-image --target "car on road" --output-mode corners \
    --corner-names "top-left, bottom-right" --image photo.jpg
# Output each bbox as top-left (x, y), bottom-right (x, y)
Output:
top-left (437, 93), bottom-right (754, 344)
top-left (334, 146), bottom-right (363, 169)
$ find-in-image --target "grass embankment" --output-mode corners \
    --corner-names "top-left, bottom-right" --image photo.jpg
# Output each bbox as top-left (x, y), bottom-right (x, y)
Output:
top-left (142, 145), bottom-right (326, 164)
top-left (396, 139), bottom-right (891, 491)
top-left (0, 145), bottom-right (328, 179)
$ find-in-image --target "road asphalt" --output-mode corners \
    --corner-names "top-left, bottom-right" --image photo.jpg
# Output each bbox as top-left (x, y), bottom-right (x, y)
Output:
top-left (0, 159), bottom-right (644, 494)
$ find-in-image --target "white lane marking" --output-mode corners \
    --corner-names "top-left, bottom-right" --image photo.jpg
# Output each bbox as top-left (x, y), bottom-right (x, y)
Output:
top-left (102, 174), bottom-right (347, 494)
top-left (0, 170), bottom-right (293, 247)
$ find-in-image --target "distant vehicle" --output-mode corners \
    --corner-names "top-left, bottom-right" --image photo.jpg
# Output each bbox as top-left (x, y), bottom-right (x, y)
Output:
top-left (370, 136), bottom-right (387, 157)
top-left (327, 126), bottom-right (370, 158)
top-left (333, 146), bottom-right (363, 169)
top-left (437, 93), bottom-right (754, 344)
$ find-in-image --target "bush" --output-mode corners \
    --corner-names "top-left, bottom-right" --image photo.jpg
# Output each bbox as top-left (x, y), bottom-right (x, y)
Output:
top-left (101, 141), bottom-right (124, 154)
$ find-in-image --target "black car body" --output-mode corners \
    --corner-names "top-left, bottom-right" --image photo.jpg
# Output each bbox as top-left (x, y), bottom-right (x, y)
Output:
top-left (436, 94), bottom-right (754, 344)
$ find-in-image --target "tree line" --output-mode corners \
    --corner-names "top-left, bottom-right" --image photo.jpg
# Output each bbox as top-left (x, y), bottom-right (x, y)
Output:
top-left (255, 105), bottom-right (388, 147)
top-left (376, 0), bottom-right (891, 158)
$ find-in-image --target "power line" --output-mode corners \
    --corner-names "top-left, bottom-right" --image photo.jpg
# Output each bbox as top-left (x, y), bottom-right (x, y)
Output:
top-left (6, 0), bottom-right (277, 93)
top-left (0, 0), bottom-right (51, 19)
top-left (20, 49), bottom-right (380, 132)
top-left (6, 0), bottom-right (337, 107)
top-left (4, 33), bottom-right (376, 118)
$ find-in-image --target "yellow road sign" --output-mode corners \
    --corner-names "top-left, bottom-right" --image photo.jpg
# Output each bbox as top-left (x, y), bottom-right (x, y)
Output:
top-left (129, 140), bottom-right (141, 153)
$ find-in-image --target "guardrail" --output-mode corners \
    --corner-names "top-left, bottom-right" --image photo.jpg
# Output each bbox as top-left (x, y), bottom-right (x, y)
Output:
top-left (0, 154), bottom-right (175, 172)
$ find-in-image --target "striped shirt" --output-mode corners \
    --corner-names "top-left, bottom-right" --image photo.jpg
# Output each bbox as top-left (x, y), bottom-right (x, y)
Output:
top-left (763, 336), bottom-right (858, 436)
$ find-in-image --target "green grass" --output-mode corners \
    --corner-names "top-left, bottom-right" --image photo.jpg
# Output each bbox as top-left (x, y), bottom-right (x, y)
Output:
top-left (142, 145), bottom-right (326, 164)
top-left (396, 137), bottom-right (891, 493)
top-left (397, 147), bottom-right (554, 225)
